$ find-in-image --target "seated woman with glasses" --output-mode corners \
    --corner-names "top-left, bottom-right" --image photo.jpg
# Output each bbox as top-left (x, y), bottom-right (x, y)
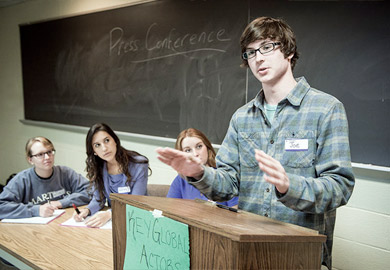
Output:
top-left (167, 128), bottom-right (238, 208)
top-left (73, 123), bottom-right (151, 228)
top-left (0, 136), bottom-right (90, 219)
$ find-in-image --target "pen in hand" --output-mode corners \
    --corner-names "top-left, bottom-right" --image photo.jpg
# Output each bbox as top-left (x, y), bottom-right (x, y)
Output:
top-left (72, 203), bottom-right (81, 215)
top-left (216, 204), bottom-right (238, 213)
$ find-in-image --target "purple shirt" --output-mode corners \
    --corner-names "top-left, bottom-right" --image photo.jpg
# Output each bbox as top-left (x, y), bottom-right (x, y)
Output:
top-left (87, 157), bottom-right (149, 215)
top-left (167, 174), bottom-right (238, 207)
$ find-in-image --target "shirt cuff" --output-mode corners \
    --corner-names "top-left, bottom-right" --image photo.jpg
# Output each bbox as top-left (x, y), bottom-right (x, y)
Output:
top-left (32, 205), bottom-right (40, 217)
top-left (186, 165), bottom-right (212, 189)
top-left (276, 173), bottom-right (300, 206)
top-left (58, 199), bottom-right (69, 208)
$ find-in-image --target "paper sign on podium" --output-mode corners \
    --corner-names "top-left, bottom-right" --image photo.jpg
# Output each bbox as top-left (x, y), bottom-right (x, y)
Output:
top-left (123, 204), bottom-right (190, 270)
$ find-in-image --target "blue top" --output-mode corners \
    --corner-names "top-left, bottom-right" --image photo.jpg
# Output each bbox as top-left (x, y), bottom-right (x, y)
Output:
top-left (167, 174), bottom-right (238, 207)
top-left (87, 157), bottom-right (149, 215)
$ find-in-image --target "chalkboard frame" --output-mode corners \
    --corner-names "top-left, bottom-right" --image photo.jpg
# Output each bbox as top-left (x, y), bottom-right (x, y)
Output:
top-left (20, 0), bottom-right (390, 167)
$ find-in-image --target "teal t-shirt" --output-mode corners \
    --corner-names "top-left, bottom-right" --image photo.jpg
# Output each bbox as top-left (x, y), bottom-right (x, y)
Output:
top-left (264, 102), bottom-right (277, 122)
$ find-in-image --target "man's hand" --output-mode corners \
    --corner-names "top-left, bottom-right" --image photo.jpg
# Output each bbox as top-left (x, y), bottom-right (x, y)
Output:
top-left (255, 149), bottom-right (289, 194)
top-left (156, 147), bottom-right (204, 179)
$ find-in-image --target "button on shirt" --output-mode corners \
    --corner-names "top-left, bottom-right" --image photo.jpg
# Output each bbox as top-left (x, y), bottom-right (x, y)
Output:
top-left (189, 77), bottom-right (355, 268)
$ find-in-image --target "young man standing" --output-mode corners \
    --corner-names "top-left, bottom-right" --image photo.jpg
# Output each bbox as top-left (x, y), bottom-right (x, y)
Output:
top-left (157, 17), bottom-right (355, 269)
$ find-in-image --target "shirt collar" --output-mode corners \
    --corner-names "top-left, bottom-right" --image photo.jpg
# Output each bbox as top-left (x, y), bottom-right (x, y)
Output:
top-left (249, 77), bottom-right (310, 111)
top-left (285, 77), bottom-right (311, 106)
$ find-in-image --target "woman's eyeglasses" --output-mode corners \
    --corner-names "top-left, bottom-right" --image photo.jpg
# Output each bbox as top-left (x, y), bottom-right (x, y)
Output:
top-left (30, 150), bottom-right (56, 159)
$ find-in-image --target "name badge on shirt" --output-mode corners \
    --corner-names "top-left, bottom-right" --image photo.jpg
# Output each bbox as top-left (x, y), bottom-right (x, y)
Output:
top-left (118, 186), bottom-right (131, 193)
top-left (285, 139), bottom-right (308, 151)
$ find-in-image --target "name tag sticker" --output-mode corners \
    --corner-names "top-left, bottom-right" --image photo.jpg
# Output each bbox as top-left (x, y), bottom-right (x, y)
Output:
top-left (285, 139), bottom-right (308, 151)
top-left (118, 186), bottom-right (131, 193)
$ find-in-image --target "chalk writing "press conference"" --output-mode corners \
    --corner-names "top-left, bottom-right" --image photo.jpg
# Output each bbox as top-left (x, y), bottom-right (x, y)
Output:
top-left (109, 22), bottom-right (231, 57)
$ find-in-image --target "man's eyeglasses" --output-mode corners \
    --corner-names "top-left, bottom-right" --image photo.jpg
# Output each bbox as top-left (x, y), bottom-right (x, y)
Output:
top-left (242, 42), bottom-right (281, 60)
top-left (30, 150), bottom-right (56, 159)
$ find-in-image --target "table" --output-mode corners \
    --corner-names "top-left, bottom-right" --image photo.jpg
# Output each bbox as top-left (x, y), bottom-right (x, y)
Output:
top-left (0, 207), bottom-right (113, 269)
top-left (111, 194), bottom-right (326, 270)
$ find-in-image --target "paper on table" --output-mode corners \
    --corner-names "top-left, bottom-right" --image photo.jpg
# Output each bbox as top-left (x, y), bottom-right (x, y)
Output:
top-left (0, 209), bottom-right (66, 224)
top-left (60, 211), bottom-right (112, 229)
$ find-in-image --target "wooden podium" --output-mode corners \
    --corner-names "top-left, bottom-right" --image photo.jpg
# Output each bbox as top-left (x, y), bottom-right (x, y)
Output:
top-left (110, 194), bottom-right (326, 270)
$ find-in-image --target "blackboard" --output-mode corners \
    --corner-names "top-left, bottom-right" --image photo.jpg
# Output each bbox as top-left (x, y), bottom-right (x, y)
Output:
top-left (20, 0), bottom-right (390, 167)
top-left (20, 0), bottom-right (248, 144)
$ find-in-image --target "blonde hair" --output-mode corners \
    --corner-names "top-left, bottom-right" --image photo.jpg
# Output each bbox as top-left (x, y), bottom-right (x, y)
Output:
top-left (175, 128), bottom-right (216, 168)
top-left (25, 136), bottom-right (55, 158)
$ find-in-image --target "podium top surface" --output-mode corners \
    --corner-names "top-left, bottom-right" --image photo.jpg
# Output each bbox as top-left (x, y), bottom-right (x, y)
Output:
top-left (110, 194), bottom-right (326, 243)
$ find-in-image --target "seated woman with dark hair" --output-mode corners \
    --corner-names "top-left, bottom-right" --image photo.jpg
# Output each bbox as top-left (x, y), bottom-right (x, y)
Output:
top-left (73, 123), bottom-right (151, 227)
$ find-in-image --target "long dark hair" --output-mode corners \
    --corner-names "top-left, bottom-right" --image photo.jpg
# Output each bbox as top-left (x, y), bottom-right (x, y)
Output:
top-left (85, 123), bottom-right (151, 202)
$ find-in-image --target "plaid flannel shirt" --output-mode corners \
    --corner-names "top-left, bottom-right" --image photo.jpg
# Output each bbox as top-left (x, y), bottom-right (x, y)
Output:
top-left (190, 77), bottom-right (355, 268)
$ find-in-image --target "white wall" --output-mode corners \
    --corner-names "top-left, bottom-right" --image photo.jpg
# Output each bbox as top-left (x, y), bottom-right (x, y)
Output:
top-left (332, 167), bottom-right (390, 270)
top-left (0, 1), bottom-right (389, 269)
